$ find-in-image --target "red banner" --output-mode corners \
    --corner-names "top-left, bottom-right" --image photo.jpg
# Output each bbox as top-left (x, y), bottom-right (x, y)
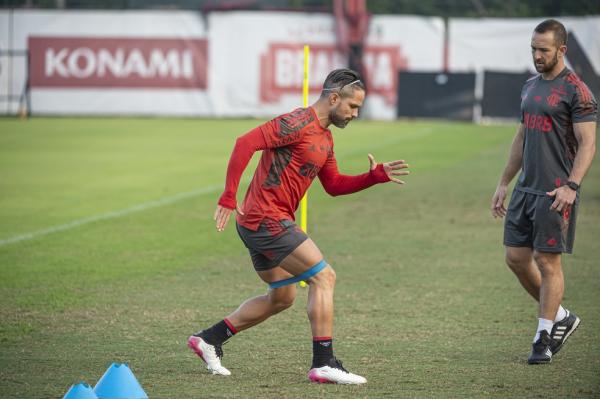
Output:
top-left (260, 43), bottom-right (408, 105)
top-left (29, 37), bottom-right (208, 89)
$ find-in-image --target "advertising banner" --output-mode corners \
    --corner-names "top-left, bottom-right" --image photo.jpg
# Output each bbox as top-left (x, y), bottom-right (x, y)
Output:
top-left (2, 10), bottom-right (596, 118)
top-left (209, 12), bottom-right (444, 119)
top-left (10, 10), bottom-right (210, 116)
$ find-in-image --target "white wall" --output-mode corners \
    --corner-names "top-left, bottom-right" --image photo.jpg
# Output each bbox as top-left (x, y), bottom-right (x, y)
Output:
top-left (1, 10), bottom-right (597, 118)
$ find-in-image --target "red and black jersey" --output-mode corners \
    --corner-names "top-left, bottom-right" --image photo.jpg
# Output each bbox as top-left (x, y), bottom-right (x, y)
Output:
top-left (517, 68), bottom-right (597, 195)
top-left (218, 106), bottom-right (390, 230)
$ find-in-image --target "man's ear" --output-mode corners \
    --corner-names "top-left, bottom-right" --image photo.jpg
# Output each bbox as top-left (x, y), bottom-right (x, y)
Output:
top-left (558, 44), bottom-right (567, 58)
top-left (329, 92), bottom-right (340, 106)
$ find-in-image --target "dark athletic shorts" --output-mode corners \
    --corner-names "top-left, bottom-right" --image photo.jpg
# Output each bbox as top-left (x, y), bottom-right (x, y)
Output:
top-left (504, 189), bottom-right (578, 254)
top-left (236, 218), bottom-right (309, 271)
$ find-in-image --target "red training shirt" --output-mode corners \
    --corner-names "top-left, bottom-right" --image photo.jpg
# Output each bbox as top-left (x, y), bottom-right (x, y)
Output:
top-left (218, 106), bottom-right (390, 230)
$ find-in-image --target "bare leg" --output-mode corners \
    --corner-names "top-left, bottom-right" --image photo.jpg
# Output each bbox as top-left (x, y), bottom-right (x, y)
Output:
top-left (226, 274), bottom-right (297, 332)
top-left (227, 238), bottom-right (329, 335)
top-left (202, 238), bottom-right (365, 383)
top-left (306, 268), bottom-right (336, 337)
top-left (270, 239), bottom-right (334, 337)
top-left (533, 251), bottom-right (564, 321)
top-left (505, 246), bottom-right (541, 301)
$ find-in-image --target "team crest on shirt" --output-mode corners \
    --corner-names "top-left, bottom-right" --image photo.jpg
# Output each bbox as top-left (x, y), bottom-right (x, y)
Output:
top-left (546, 86), bottom-right (566, 108)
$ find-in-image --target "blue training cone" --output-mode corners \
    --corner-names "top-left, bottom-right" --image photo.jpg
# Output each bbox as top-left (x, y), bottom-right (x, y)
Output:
top-left (63, 382), bottom-right (99, 399)
top-left (93, 363), bottom-right (148, 399)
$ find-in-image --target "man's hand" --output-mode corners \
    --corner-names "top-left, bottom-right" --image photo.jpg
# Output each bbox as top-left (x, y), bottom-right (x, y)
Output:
top-left (491, 185), bottom-right (508, 218)
top-left (214, 204), bottom-right (244, 232)
top-left (546, 186), bottom-right (576, 213)
top-left (368, 153), bottom-right (410, 184)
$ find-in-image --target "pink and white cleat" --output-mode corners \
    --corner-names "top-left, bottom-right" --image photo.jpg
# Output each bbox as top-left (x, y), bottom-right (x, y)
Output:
top-left (187, 335), bottom-right (231, 376)
top-left (308, 357), bottom-right (366, 384)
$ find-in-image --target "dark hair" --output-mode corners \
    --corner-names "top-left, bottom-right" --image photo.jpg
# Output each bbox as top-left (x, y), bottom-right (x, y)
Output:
top-left (320, 68), bottom-right (365, 98)
top-left (534, 19), bottom-right (568, 47)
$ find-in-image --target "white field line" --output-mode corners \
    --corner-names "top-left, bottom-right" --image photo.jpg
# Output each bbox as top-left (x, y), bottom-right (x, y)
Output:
top-left (0, 184), bottom-right (224, 247)
top-left (0, 127), bottom-right (433, 247)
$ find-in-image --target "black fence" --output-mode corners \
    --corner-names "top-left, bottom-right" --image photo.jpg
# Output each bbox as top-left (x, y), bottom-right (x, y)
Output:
top-left (396, 70), bottom-right (535, 121)
top-left (396, 72), bottom-right (476, 121)
top-left (481, 71), bottom-right (532, 119)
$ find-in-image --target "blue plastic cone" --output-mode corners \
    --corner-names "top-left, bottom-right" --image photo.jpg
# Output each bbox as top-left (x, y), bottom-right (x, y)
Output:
top-left (93, 363), bottom-right (148, 399)
top-left (63, 382), bottom-right (99, 399)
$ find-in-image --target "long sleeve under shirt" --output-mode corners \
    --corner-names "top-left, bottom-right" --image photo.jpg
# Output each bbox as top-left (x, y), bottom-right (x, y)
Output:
top-left (218, 106), bottom-right (390, 230)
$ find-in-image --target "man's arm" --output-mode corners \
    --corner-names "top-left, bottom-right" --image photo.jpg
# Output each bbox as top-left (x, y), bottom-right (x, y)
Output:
top-left (214, 116), bottom-right (305, 232)
top-left (214, 126), bottom-right (268, 231)
top-left (218, 127), bottom-right (268, 210)
top-left (318, 153), bottom-right (408, 197)
top-left (546, 121), bottom-right (597, 212)
top-left (491, 123), bottom-right (525, 218)
top-left (569, 121), bottom-right (597, 184)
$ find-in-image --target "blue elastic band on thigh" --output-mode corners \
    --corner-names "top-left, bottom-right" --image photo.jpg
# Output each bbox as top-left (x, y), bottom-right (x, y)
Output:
top-left (268, 260), bottom-right (327, 289)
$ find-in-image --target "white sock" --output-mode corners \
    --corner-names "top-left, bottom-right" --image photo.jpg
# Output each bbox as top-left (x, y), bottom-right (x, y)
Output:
top-left (554, 305), bottom-right (568, 323)
top-left (533, 318), bottom-right (554, 342)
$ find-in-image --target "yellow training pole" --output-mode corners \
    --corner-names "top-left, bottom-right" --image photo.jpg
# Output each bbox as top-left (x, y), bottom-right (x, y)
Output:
top-left (299, 45), bottom-right (310, 288)
top-left (300, 44), bottom-right (309, 233)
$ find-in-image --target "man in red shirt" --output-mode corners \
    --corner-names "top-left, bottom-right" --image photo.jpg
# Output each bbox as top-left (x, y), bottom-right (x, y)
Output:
top-left (188, 68), bottom-right (409, 384)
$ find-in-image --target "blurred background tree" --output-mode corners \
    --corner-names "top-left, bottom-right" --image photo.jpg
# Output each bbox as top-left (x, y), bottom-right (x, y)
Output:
top-left (2, 0), bottom-right (599, 16)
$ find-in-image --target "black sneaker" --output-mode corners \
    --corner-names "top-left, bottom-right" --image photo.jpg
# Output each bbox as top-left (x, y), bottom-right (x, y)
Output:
top-left (550, 310), bottom-right (581, 355)
top-left (528, 330), bottom-right (553, 364)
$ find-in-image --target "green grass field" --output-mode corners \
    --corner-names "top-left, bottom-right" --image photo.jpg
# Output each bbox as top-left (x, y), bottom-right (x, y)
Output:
top-left (0, 117), bottom-right (599, 398)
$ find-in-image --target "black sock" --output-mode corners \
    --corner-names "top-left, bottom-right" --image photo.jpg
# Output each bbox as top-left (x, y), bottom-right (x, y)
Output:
top-left (194, 319), bottom-right (237, 346)
top-left (312, 337), bottom-right (333, 368)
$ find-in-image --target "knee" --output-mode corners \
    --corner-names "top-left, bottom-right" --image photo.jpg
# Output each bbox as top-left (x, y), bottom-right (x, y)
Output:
top-left (269, 288), bottom-right (296, 312)
top-left (308, 265), bottom-right (336, 288)
top-left (533, 253), bottom-right (561, 276)
top-left (505, 253), bottom-right (527, 273)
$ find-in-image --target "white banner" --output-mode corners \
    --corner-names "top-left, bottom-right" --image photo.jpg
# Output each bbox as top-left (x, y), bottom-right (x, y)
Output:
top-left (209, 12), bottom-right (445, 120)
top-left (449, 17), bottom-right (600, 74)
top-left (10, 10), bottom-right (210, 116)
top-left (3, 10), bottom-right (596, 118)
top-left (0, 11), bottom-right (20, 114)
top-left (364, 15), bottom-right (445, 119)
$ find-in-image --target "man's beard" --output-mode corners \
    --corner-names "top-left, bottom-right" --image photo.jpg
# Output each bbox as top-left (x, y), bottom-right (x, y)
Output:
top-left (534, 51), bottom-right (559, 73)
top-left (329, 109), bottom-right (351, 129)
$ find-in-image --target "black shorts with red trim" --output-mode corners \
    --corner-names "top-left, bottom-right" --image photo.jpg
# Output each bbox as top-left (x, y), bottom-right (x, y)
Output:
top-left (236, 218), bottom-right (308, 271)
top-left (504, 188), bottom-right (578, 254)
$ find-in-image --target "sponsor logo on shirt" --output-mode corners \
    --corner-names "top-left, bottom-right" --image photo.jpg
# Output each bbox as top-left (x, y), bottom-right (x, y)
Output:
top-left (523, 112), bottom-right (552, 133)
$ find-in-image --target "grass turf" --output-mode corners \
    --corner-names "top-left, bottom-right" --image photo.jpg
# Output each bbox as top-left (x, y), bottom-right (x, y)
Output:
top-left (0, 117), bottom-right (598, 398)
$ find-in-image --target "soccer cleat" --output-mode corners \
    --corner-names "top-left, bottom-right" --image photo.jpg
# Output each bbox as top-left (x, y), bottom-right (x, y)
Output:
top-left (528, 330), bottom-right (553, 364)
top-left (308, 357), bottom-right (367, 384)
top-left (550, 310), bottom-right (581, 355)
top-left (187, 335), bottom-right (231, 376)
